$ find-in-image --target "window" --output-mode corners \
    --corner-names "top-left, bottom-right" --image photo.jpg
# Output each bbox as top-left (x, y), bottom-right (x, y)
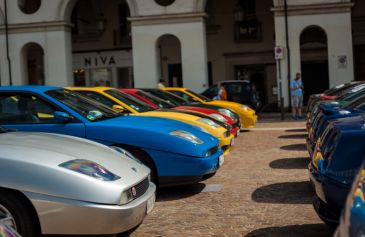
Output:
top-left (18, 0), bottom-right (41, 14)
top-left (0, 94), bottom-right (57, 124)
top-left (234, 0), bottom-right (262, 41)
top-left (114, 3), bottom-right (132, 48)
top-left (154, 0), bottom-right (175, 7)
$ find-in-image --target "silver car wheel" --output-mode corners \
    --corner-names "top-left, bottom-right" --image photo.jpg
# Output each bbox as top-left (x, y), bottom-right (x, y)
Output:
top-left (0, 204), bottom-right (16, 230)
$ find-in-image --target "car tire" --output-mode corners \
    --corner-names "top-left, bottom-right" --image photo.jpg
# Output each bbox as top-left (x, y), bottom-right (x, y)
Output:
top-left (118, 145), bottom-right (158, 186)
top-left (0, 190), bottom-right (40, 237)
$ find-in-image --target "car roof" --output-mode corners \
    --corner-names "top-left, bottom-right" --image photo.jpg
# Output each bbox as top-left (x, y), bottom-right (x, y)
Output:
top-left (0, 86), bottom-right (62, 92)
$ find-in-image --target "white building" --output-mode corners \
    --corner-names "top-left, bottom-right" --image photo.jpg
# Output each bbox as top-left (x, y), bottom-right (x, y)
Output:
top-left (0, 0), bottom-right (363, 108)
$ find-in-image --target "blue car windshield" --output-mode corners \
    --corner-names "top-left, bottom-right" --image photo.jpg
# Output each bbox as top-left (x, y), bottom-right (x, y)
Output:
top-left (47, 89), bottom-right (120, 122)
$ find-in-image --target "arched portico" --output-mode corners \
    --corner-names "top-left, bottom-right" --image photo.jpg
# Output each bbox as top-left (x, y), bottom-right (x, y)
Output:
top-left (273, 3), bottom-right (354, 107)
top-left (21, 42), bottom-right (45, 85)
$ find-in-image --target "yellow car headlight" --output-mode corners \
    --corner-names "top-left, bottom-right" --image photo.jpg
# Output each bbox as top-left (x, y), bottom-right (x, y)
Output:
top-left (198, 118), bottom-right (220, 128)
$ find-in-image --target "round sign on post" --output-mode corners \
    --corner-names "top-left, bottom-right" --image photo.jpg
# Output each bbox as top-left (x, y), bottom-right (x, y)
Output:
top-left (275, 46), bottom-right (284, 60)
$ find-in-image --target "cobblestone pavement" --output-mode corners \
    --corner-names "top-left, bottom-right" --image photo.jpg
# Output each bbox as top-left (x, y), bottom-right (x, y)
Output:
top-left (57, 118), bottom-right (333, 237)
top-left (124, 119), bottom-right (334, 237)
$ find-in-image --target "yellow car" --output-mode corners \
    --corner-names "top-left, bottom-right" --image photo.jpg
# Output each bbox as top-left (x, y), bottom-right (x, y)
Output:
top-left (68, 87), bottom-right (234, 154)
top-left (161, 87), bottom-right (257, 128)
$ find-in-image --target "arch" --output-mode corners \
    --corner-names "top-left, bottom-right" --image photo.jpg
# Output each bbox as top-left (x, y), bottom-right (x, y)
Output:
top-left (299, 25), bottom-right (329, 104)
top-left (300, 25), bottom-right (327, 46)
top-left (21, 42), bottom-right (45, 85)
top-left (59, 0), bottom-right (135, 22)
top-left (156, 34), bottom-right (183, 87)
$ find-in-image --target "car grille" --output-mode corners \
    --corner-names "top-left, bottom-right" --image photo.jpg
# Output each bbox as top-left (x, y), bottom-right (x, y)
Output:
top-left (126, 177), bottom-right (149, 201)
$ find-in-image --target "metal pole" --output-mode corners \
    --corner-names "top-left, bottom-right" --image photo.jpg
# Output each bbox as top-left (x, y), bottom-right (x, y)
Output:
top-left (4, 0), bottom-right (12, 86)
top-left (284, 0), bottom-right (290, 109)
top-left (277, 59), bottom-right (285, 120)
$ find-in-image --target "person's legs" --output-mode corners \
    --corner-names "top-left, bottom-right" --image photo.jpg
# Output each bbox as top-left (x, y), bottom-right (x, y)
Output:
top-left (297, 95), bottom-right (303, 118)
top-left (291, 96), bottom-right (299, 119)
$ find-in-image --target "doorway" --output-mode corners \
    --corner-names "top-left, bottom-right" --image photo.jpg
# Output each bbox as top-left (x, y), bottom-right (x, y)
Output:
top-left (168, 64), bottom-right (183, 87)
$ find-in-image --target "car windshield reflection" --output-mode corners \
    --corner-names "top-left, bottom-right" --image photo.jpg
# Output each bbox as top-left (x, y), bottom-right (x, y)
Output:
top-left (47, 89), bottom-right (120, 122)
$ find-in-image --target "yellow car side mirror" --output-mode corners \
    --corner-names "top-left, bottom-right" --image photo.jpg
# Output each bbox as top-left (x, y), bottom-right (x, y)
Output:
top-left (112, 105), bottom-right (125, 113)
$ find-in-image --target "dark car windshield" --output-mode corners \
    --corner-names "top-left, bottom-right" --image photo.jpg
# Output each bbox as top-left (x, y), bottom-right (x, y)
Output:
top-left (105, 89), bottom-right (155, 113)
top-left (145, 89), bottom-right (189, 106)
top-left (47, 89), bottom-right (120, 122)
top-left (135, 91), bottom-right (174, 109)
top-left (337, 84), bottom-right (365, 101)
top-left (346, 95), bottom-right (365, 111)
top-left (187, 90), bottom-right (212, 102)
top-left (325, 82), bottom-right (362, 96)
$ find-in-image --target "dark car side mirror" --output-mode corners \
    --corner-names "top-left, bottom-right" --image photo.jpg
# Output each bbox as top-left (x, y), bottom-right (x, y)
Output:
top-left (54, 111), bottom-right (72, 123)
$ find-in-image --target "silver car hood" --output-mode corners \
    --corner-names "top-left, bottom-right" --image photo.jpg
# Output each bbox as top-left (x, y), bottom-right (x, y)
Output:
top-left (0, 132), bottom-right (150, 204)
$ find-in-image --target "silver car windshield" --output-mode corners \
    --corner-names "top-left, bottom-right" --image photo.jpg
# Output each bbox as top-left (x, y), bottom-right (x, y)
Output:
top-left (47, 89), bottom-right (120, 122)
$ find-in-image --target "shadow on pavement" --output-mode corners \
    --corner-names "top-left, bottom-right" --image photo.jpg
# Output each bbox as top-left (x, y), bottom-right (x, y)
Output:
top-left (251, 181), bottom-right (314, 204)
top-left (157, 183), bottom-right (206, 202)
top-left (269, 157), bottom-right (310, 169)
top-left (280, 144), bottom-right (307, 151)
top-left (244, 224), bottom-right (333, 237)
top-left (285, 128), bottom-right (307, 133)
top-left (278, 134), bottom-right (308, 139)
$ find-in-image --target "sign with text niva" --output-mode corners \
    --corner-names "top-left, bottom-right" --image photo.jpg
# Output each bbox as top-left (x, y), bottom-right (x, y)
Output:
top-left (84, 56), bottom-right (117, 67)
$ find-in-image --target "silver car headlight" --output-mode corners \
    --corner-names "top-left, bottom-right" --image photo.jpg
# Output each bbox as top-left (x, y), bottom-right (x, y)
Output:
top-left (110, 146), bottom-right (142, 164)
top-left (170, 130), bottom-right (204, 144)
top-left (59, 159), bottom-right (120, 181)
top-left (209, 113), bottom-right (227, 123)
top-left (198, 118), bottom-right (220, 128)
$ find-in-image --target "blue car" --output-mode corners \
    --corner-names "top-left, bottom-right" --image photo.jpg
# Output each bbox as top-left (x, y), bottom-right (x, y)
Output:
top-left (335, 161), bottom-right (365, 237)
top-left (0, 86), bottom-right (224, 187)
top-left (309, 115), bottom-right (365, 226)
top-left (307, 94), bottom-right (365, 157)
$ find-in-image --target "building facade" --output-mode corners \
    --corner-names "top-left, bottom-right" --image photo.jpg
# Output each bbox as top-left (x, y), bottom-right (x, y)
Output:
top-left (0, 0), bottom-right (363, 108)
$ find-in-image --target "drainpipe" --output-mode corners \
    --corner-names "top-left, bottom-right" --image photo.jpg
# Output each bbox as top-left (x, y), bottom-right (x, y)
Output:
top-left (4, 0), bottom-right (12, 86)
top-left (284, 0), bottom-right (290, 107)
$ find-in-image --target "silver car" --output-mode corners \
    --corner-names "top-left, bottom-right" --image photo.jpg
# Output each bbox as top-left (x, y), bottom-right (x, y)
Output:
top-left (0, 128), bottom-right (156, 236)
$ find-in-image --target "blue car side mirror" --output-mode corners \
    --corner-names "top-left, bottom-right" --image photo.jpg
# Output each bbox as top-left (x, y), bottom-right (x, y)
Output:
top-left (54, 111), bottom-right (72, 123)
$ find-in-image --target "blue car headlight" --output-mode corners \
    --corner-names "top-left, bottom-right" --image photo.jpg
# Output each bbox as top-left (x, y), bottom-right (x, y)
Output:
top-left (170, 130), bottom-right (204, 144)
top-left (59, 159), bottom-right (120, 181)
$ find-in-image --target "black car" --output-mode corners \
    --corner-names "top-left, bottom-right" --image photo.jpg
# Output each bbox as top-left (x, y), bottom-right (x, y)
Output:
top-left (202, 80), bottom-right (260, 110)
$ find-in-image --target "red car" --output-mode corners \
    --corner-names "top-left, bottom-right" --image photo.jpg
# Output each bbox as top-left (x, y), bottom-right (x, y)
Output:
top-left (120, 89), bottom-right (240, 137)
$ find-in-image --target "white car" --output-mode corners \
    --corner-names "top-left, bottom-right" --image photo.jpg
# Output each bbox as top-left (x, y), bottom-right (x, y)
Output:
top-left (0, 128), bottom-right (156, 236)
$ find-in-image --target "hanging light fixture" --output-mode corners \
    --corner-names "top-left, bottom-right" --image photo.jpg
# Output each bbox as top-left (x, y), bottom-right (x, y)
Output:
top-left (96, 13), bottom-right (107, 33)
top-left (234, 1), bottom-right (243, 22)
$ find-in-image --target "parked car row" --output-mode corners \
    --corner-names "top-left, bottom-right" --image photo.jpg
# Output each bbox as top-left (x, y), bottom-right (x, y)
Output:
top-left (0, 86), bottom-right (257, 236)
top-left (306, 81), bottom-right (365, 236)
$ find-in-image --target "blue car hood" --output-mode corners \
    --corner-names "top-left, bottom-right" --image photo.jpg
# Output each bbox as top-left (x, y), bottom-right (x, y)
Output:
top-left (332, 115), bottom-right (365, 132)
top-left (86, 115), bottom-right (219, 157)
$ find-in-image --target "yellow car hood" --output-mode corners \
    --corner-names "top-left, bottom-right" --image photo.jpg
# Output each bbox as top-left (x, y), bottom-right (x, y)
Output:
top-left (134, 111), bottom-right (228, 139)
